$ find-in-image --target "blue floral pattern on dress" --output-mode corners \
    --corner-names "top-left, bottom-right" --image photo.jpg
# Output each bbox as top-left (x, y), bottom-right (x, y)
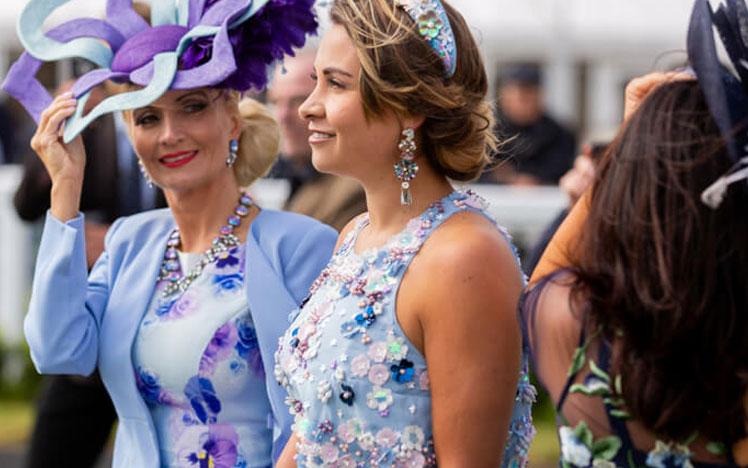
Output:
top-left (132, 243), bottom-right (273, 467)
top-left (275, 191), bottom-right (535, 467)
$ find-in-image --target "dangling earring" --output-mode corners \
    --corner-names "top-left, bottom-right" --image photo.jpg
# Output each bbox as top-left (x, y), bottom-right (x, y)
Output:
top-left (226, 139), bottom-right (239, 167)
top-left (138, 159), bottom-right (154, 188)
top-left (394, 128), bottom-right (419, 206)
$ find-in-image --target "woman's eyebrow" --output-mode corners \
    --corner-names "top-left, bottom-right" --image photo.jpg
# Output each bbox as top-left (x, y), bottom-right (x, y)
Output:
top-left (322, 67), bottom-right (354, 78)
top-left (176, 90), bottom-right (209, 102)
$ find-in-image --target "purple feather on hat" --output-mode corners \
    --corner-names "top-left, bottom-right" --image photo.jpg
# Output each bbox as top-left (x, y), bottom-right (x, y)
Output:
top-left (178, 0), bottom-right (318, 91)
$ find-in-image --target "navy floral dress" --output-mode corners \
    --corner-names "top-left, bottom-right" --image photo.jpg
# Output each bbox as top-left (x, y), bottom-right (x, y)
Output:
top-left (132, 244), bottom-right (272, 468)
top-left (521, 271), bottom-right (740, 468)
top-left (274, 190), bottom-right (536, 467)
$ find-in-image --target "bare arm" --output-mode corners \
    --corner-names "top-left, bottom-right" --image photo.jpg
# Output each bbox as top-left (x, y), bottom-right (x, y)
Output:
top-left (403, 215), bottom-right (524, 467)
top-left (276, 432), bottom-right (298, 468)
top-left (529, 71), bottom-right (696, 285)
top-left (529, 190), bottom-right (590, 285)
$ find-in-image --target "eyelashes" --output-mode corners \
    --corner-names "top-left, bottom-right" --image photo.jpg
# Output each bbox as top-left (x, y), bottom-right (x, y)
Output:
top-left (309, 73), bottom-right (346, 89)
top-left (133, 101), bottom-right (209, 126)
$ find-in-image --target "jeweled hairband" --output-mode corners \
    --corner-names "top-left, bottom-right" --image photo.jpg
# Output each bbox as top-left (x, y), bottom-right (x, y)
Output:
top-left (395, 0), bottom-right (457, 77)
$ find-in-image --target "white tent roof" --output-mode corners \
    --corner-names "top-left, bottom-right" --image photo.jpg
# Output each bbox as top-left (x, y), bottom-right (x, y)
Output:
top-left (0, 0), bottom-right (695, 55)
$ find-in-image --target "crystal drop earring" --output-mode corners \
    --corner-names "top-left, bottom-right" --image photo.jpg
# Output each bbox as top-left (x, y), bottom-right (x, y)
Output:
top-left (393, 128), bottom-right (419, 206)
top-left (138, 159), bottom-right (154, 188)
top-left (226, 139), bottom-right (239, 167)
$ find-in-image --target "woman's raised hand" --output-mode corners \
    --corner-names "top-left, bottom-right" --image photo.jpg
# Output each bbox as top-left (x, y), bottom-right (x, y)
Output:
top-left (29, 92), bottom-right (86, 221)
top-left (623, 70), bottom-right (695, 121)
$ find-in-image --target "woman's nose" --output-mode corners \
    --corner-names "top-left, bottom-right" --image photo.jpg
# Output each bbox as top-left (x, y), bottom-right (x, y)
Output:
top-left (298, 90), bottom-right (322, 121)
top-left (158, 114), bottom-right (183, 146)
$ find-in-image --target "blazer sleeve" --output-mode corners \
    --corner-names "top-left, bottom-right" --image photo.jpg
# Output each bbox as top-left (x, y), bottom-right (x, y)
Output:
top-left (282, 223), bottom-right (337, 304)
top-left (24, 212), bottom-right (122, 375)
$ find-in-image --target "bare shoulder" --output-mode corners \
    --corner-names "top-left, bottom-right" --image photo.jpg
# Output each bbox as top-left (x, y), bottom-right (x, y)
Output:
top-left (405, 211), bottom-right (523, 317)
top-left (416, 211), bottom-right (522, 289)
top-left (533, 274), bottom-right (578, 327)
top-left (524, 271), bottom-right (586, 390)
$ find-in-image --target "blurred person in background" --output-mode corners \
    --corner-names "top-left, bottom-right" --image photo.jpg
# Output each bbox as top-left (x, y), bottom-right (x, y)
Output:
top-left (13, 80), bottom-right (165, 468)
top-left (267, 49), bottom-right (366, 231)
top-left (0, 99), bottom-right (17, 164)
top-left (0, 97), bottom-right (34, 165)
top-left (481, 62), bottom-right (577, 185)
top-left (15, 80), bottom-right (165, 266)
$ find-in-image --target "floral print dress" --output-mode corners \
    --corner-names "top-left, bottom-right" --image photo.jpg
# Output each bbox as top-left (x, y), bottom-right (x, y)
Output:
top-left (521, 271), bottom-right (739, 468)
top-left (132, 244), bottom-right (273, 468)
top-left (274, 190), bottom-right (536, 467)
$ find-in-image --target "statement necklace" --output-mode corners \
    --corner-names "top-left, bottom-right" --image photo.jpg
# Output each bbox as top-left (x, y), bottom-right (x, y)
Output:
top-left (158, 192), bottom-right (253, 297)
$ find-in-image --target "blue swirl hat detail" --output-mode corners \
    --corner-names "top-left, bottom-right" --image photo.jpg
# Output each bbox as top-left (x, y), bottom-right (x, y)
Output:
top-left (395, 0), bottom-right (457, 77)
top-left (1, 0), bottom-right (318, 143)
top-left (687, 0), bottom-right (748, 208)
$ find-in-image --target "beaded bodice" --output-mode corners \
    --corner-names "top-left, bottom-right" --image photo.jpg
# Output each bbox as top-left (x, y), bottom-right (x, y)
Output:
top-left (274, 190), bottom-right (536, 467)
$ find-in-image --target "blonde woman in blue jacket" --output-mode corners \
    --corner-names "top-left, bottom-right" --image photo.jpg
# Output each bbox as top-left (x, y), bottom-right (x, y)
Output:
top-left (5, 1), bottom-right (334, 466)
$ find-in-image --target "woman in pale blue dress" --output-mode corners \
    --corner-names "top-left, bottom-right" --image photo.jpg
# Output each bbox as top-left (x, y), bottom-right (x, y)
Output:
top-left (6, 1), bottom-right (334, 466)
top-left (274, 1), bottom-right (536, 466)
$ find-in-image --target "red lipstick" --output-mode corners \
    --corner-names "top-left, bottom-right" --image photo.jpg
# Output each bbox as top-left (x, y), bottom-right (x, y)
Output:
top-left (159, 150), bottom-right (197, 168)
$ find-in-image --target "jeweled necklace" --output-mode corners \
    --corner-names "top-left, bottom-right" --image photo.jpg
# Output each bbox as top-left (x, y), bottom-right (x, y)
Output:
top-left (158, 192), bottom-right (253, 297)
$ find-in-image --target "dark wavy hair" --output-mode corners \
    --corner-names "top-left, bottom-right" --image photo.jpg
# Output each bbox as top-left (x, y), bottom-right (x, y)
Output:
top-left (571, 80), bottom-right (748, 444)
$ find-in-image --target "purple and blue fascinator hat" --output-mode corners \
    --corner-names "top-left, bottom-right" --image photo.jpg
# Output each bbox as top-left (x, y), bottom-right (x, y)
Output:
top-left (687, 0), bottom-right (748, 208)
top-left (395, 0), bottom-right (457, 77)
top-left (1, 0), bottom-right (318, 143)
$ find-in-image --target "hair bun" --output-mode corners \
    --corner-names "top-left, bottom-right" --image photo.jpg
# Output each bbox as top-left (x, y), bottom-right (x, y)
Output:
top-left (233, 97), bottom-right (280, 187)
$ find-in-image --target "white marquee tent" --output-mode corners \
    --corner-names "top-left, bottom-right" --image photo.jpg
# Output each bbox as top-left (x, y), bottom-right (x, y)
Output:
top-left (0, 0), bottom-right (696, 135)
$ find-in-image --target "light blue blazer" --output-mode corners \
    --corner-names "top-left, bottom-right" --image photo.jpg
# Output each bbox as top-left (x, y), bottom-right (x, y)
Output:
top-left (24, 208), bottom-right (337, 467)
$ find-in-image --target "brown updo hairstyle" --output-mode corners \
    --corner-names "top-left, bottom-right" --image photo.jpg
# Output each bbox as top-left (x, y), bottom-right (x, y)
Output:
top-left (329, 0), bottom-right (496, 181)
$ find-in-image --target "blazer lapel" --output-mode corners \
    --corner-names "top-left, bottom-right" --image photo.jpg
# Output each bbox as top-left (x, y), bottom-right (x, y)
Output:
top-left (243, 212), bottom-right (297, 458)
top-left (98, 216), bottom-right (174, 418)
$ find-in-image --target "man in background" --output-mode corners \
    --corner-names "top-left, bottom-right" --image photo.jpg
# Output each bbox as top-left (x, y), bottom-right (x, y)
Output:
top-left (266, 49), bottom-right (366, 231)
top-left (482, 63), bottom-right (577, 186)
top-left (14, 80), bottom-right (164, 468)
top-left (0, 97), bottom-right (29, 165)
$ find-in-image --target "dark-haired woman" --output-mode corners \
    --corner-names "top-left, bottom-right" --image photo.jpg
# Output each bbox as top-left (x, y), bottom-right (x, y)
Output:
top-left (521, 5), bottom-right (748, 463)
top-left (273, 0), bottom-right (535, 466)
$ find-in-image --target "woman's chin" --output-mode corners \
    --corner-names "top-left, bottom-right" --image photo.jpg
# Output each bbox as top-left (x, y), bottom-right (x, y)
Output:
top-left (310, 149), bottom-right (342, 176)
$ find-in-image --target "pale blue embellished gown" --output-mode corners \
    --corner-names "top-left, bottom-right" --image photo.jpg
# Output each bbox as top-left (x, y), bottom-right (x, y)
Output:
top-left (275, 191), bottom-right (536, 467)
top-left (133, 244), bottom-right (273, 468)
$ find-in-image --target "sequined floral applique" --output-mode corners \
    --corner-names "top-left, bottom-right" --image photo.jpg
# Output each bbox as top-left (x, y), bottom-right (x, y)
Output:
top-left (275, 191), bottom-right (535, 467)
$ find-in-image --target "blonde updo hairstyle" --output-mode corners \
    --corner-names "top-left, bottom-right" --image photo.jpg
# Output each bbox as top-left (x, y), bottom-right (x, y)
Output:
top-left (223, 91), bottom-right (280, 187)
top-left (330, 0), bottom-right (496, 181)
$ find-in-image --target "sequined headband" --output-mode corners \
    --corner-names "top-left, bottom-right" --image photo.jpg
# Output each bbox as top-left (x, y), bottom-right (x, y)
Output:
top-left (395, 0), bottom-right (457, 77)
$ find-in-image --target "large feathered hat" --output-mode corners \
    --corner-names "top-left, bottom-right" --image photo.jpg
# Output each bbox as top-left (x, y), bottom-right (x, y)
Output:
top-left (1, 0), bottom-right (318, 143)
top-left (688, 0), bottom-right (748, 207)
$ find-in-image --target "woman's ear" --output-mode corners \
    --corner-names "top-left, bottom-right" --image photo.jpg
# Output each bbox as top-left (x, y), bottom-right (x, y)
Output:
top-left (400, 114), bottom-right (426, 131)
top-left (229, 108), bottom-right (242, 140)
